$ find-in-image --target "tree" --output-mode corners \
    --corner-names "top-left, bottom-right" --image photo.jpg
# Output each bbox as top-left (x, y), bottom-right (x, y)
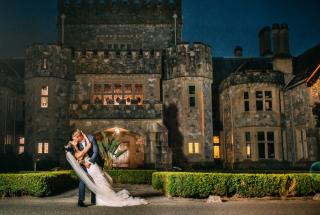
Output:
top-left (95, 131), bottom-right (127, 170)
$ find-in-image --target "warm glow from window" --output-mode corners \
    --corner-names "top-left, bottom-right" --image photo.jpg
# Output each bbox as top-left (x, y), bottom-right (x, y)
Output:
top-left (41, 86), bottom-right (49, 108)
top-left (19, 137), bottom-right (25, 145)
top-left (246, 143), bottom-right (251, 158)
top-left (19, 146), bottom-right (24, 154)
top-left (44, 142), bottom-right (49, 154)
top-left (38, 142), bottom-right (43, 153)
top-left (194, 143), bottom-right (200, 154)
top-left (213, 145), bottom-right (220, 159)
top-left (213, 136), bottom-right (220, 144)
top-left (188, 142), bottom-right (193, 154)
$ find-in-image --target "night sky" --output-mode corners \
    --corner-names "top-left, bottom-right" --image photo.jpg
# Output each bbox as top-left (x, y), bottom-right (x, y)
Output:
top-left (0, 0), bottom-right (319, 58)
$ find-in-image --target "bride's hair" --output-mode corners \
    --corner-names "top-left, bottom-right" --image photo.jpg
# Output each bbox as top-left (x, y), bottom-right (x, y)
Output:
top-left (72, 129), bottom-right (82, 139)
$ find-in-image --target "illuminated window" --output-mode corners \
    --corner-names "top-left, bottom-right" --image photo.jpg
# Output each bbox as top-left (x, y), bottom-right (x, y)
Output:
top-left (38, 142), bottom-right (43, 153)
top-left (19, 146), bottom-right (24, 154)
top-left (188, 142), bottom-right (200, 155)
top-left (134, 84), bottom-right (143, 105)
top-left (37, 142), bottom-right (49, 154)
top-left (5, 135), bottom-right (12, 145)
top-left (41, 86), bottom-right (49, 108)
top-left (213, 146), bottom-right (220, 159)
top-left (212, 136), bottom-right (220, 159)
top-left (19, 137), bottom-right (25, 145)
top-left (194, 143), bottom-right (200, 154)
top-left (44, 142), bottom-right (49, 154)
top-left (245, 132), bottom-right (251, 158)
top-left (188, 142), bottom-right (194, 154)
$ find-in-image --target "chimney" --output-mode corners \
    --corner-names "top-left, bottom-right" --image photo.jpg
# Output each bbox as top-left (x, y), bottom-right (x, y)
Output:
top-left (259, 26), bottom-right (273, 56)
top-left (279, 24), bottom-right (290, 56)
top-left (234, 46), bottom-right (243, 57)
top-left (272, 23), bottom-right (281, 55)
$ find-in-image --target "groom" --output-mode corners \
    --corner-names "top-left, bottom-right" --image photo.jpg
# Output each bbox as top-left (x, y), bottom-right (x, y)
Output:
top-left (71, 129), bottom-right (103, 207)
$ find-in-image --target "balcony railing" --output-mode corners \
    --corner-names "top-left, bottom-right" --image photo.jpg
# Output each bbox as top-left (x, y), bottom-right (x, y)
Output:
top-left (69, 102), bottom-right (163, 119)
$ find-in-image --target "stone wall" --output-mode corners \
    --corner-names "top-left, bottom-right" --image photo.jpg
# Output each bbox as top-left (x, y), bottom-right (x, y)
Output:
top-left (163, 43), bottom-right (213, 166)
top-left (58, 0), bottom-right (182, 50)
top-left (219, 70), bottom-right (285, 166)
top-left (25, 45), bottom-right (73, 165)
top-left (284, 80), bottom-right (320, 163)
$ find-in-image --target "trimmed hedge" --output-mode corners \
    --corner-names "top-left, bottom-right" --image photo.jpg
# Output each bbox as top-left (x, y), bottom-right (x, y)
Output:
top-left (0, 171), bottom-right (78, 197)
top-left (152, 172), bottom-right (320, 198)
top-left (107, 170), bottom-right (156, 184)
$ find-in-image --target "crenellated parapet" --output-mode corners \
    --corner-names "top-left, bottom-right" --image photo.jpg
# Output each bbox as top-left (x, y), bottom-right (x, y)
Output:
top-left (163, 42), bottom-right (213, 80)
top-left (25, 44), bottom-right (74, 80)
top-left (219, 70), bottom-right (285, 92)
top-left (58, 0), bottom-right (182, 25)
top-left (73, 49), bottom-right (162, 74)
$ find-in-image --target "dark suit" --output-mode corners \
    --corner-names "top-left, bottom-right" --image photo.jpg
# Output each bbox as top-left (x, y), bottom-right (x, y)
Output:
top-left (77, 134), bottom-right (103, 204)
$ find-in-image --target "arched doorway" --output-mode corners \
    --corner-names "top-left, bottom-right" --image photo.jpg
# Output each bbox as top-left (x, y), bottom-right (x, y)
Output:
top-left (103, 127), bottom-right (145, 168)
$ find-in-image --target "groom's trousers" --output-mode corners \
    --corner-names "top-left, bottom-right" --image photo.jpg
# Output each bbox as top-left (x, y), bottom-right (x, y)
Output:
top-left (79, 165), bottom-right (96, 203)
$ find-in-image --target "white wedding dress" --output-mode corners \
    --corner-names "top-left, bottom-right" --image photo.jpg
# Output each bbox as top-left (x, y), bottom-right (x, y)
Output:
top-left (66, 152), bottom-right (148, 207)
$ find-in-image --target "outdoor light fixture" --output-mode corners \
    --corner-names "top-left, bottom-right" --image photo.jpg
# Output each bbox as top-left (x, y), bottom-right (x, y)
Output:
top-left (114, 127), bottom-right (120, 135)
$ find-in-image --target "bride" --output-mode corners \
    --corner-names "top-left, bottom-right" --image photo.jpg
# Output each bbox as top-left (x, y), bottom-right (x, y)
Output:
top-left (66, 131), bottom-right (147, 207)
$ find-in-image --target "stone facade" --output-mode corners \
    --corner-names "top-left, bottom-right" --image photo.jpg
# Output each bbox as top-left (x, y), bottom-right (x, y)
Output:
top-left (2, 1), bottom-right (319, 170)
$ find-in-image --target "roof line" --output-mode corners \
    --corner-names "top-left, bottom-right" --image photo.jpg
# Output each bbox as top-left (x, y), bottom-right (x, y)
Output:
top-left (306, 64), bottom-right (320, 84)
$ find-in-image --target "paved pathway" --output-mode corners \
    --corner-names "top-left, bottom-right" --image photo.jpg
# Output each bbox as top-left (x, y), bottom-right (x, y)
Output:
top-left (1, 184), bottom-right (320, 215)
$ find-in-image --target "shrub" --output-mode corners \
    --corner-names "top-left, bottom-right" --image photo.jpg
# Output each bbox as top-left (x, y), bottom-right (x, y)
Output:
top-left (0, 171), bottom-right (78, 197)
top-left (152, 172), bottom-right (320, 198)
top-left (107, 170), bottom-right (156, 184)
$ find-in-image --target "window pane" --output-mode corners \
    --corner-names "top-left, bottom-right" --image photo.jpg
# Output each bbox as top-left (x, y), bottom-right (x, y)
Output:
top-left (189, 86), bottom-right (196, 94)
top-left (41, 86), bottom-right (48, 96)
top-left (265, 91), bottom-right (272, 99)
top-left (213, 136), bottom-right (220, 144)
top-left (114, 84), bottom-right (122, 94)
top-left (265, 100), bottom-right (272, 111)
top-left (41, 97), bottom-right (48, 108)
top-left (213, 145), bottom-right (220, 159)
top-left (245, 132), bottom-right (251, 141)
top-left (38, 143), bottom-right (43, 154)
top-left (19, 146), bottom-right (24, 154)
top-left (256, 91), bottom-right (263, 98)
top-left (19, 137), bottom-right (25, 145)
top-left (194, 143), bottom-right (200, 154)
top-left (256, 100), bottom-right (263, 111)
top-left (244, 101), bottom-right (250, 111)
top-left (103, 95), bottom-right (112, 105)
top-left (104, 84), bottom-right (112, 94)
top-left (188, 143), bottom-right (193, 154)
top-left (268, 142), bottom-right (275, 158)
top-left (189, 97), bottom-right (196, 107)
top-left (257, 132), bottom-right (265, 141)
top-left (44, 142), bottom-right (49, 154)
top-left (124, 84), bottom-right (132, 94)
top-left (258, 142), bottom-right (265, 158)
top-left (94, 84), bottom-right (102, 93)
top-left (267, 132), bottom-right (274, 141)
top-left (246, 143), bottom-right (251, 158)
top-left (244, 92), bottom-right (249, 99)
top-left (135, 84), bottom-right (143, 94)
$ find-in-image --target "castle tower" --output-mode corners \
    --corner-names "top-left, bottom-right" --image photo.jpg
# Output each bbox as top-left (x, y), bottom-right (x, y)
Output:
top-left (57, 0), bottom-right (182, 50)
top-left (162, 43), bottom-right (213, 166)
top-left (25, 44), bottom-right (73, 168)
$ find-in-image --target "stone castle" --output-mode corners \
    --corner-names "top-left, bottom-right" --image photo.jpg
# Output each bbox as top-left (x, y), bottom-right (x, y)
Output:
top-left (0, 0), bottom-right (319, 169)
